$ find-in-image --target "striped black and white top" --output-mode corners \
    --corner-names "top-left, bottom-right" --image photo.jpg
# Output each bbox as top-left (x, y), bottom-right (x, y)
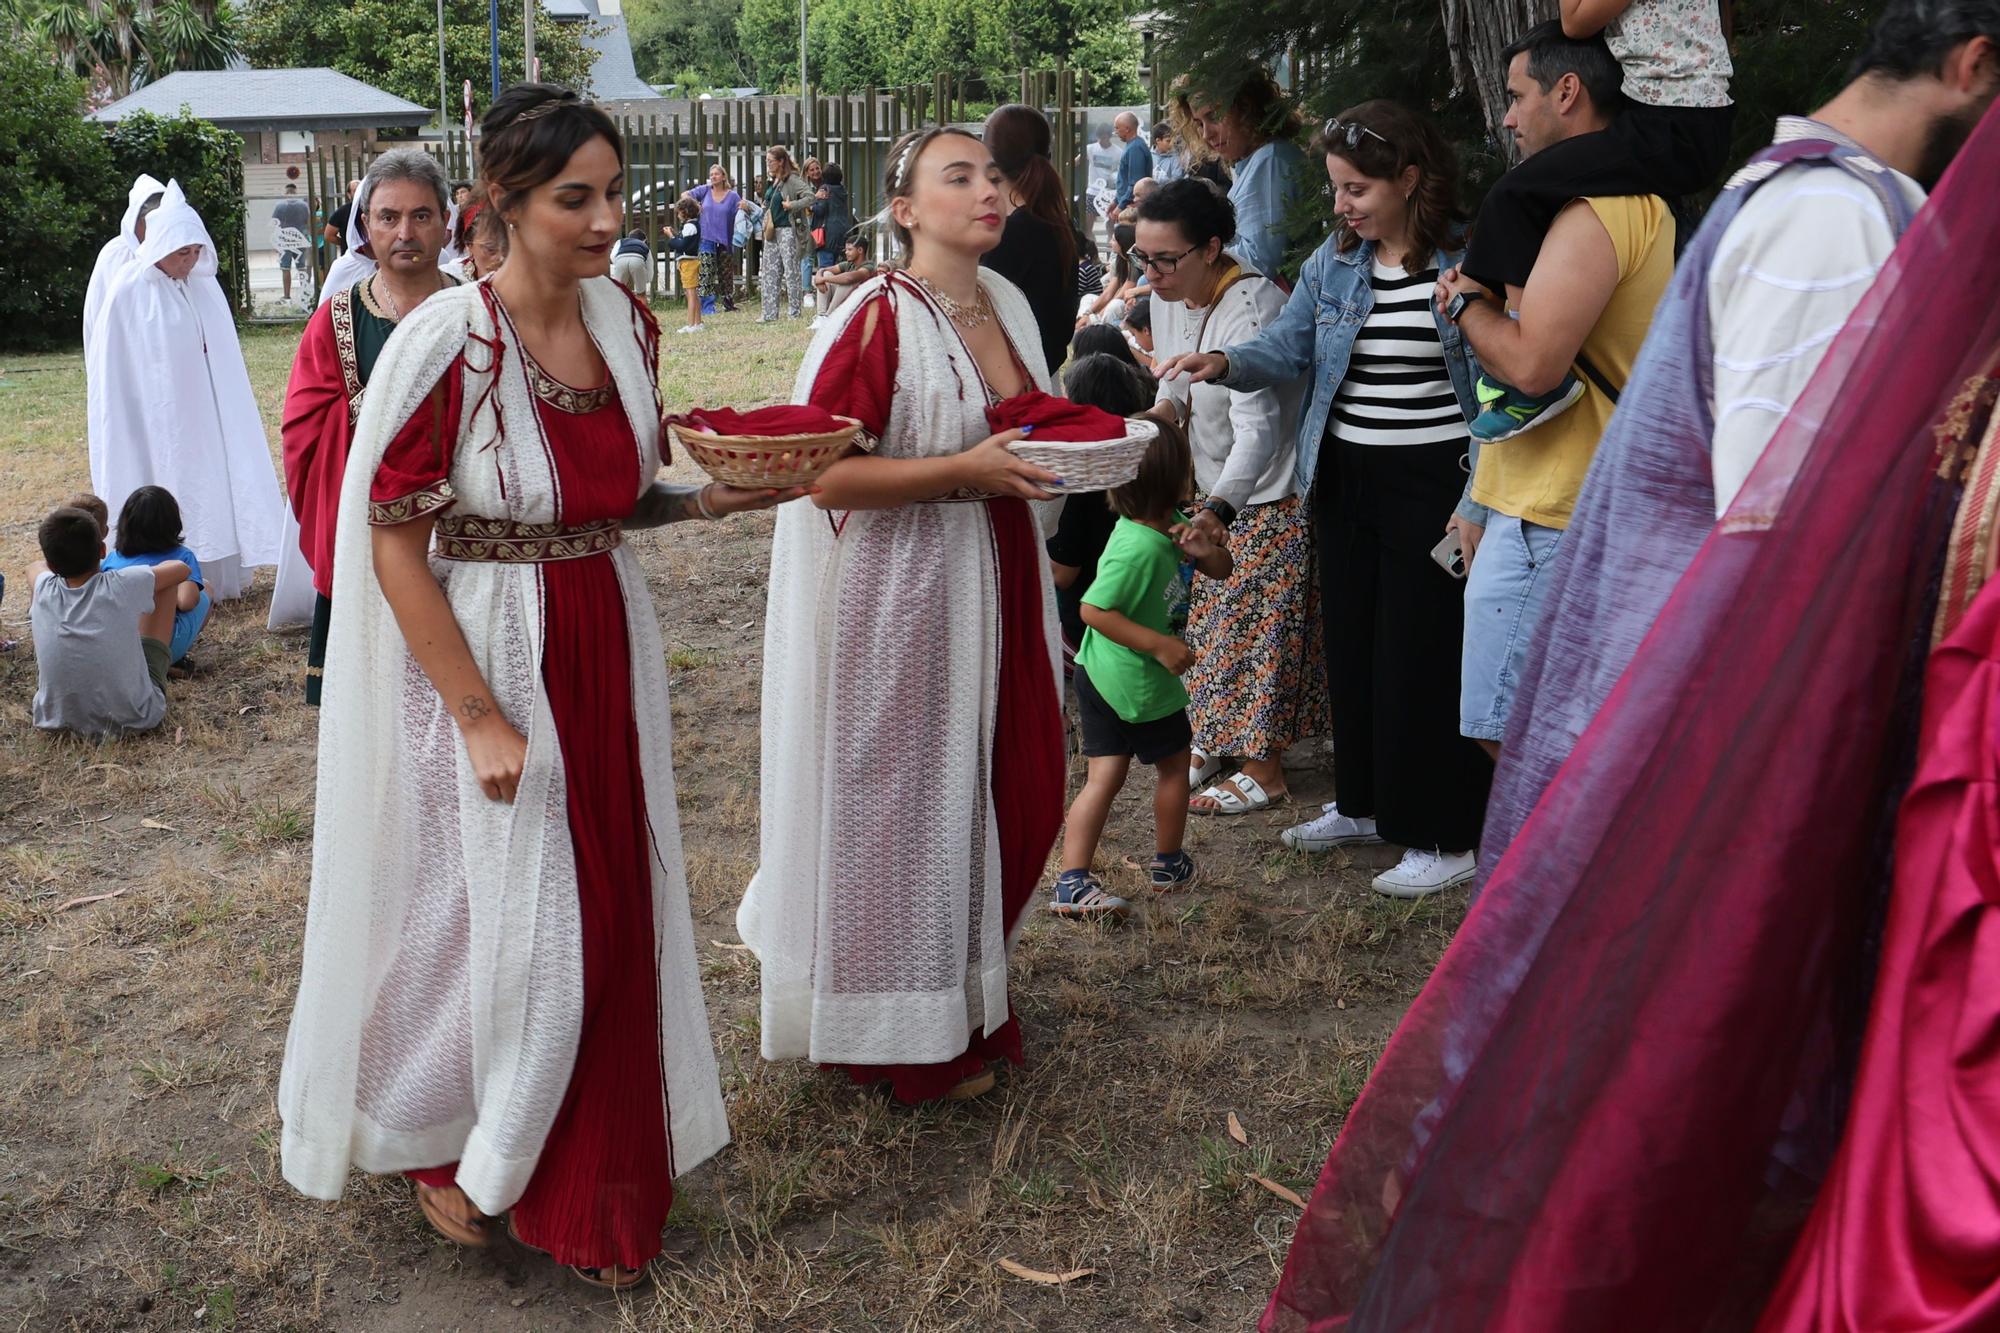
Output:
top-left (1330, 258), bottom-right (1468, 447)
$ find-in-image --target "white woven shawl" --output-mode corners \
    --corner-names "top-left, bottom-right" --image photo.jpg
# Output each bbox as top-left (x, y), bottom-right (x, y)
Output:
top-left (279, 277), bottom-right (729, 1214)
top-left (741, 269), bottom-right (1061, 1067)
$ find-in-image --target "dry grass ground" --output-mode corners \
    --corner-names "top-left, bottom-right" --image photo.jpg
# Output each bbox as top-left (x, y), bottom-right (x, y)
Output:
top-left (0, 306), bottom-right (1460, 1332)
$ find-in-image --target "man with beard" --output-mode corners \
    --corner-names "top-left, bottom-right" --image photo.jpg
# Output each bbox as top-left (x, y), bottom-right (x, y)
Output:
top-left (281, 149), bottom-right (458, 704)
top-left (1480, 0), bottom-right (2000, 865)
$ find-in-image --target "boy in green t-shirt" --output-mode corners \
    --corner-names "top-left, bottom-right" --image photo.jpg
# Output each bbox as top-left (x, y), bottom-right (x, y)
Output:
top-left (1052, 420), bottom-right (1232, 919)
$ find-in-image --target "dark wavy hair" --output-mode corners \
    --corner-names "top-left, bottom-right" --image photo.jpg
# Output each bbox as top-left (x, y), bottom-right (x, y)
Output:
top-left (1315, 99), bottom-right (1467, 261)
top-left (478, 84), bottom-right (624, 219)
top-left (983, 104), bottom-right (1077, 273)
top-left (114, 485), bottom-right (184, 558)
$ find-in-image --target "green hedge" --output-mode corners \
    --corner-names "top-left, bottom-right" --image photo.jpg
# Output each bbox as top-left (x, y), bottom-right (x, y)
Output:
top-left (0, 48), bottom-right (118, 350)
top-left (0, 49), bottom-right (246, 352)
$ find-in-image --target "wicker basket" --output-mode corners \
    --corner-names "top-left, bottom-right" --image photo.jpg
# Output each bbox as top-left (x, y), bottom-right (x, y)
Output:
top-left (1008, 418), bottom-right (1158, 493)
top-left (670, 416), bottom-right (862, 488)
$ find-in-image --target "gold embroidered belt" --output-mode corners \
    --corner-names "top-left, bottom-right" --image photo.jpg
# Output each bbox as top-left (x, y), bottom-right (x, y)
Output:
top-left (434, 515), bottom-right (622, 563)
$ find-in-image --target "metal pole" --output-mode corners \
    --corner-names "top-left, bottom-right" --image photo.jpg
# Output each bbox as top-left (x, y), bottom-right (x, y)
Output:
top-left (524, 0), bottom-right (535, 81)
top-left (437, 0), bottom-right (449, 131)
top-left (488, 0), bottom-right (502, 97)
top-left (798, 0), bottom-right (808, 140)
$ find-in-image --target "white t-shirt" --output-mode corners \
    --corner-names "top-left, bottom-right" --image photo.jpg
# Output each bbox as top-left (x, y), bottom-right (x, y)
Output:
top-left (1706, 120), bottom-right (1925, 513)
top-left (1607, 0), bottom-right (1733, 108)
top-left (1086, 142), bottom-right (1121, 188)
top-left (1153, 270), bottom-right (1302, 509)
top-left (30, 566), bottom-right (167, 736)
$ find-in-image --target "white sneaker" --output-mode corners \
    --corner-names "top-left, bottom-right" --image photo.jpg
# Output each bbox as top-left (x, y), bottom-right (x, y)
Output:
top-left (1281, 803), bottom-right (1382, 853)
top-left (674, 323), bottom-right (706, 335)
top-left (808, 315), bottom-right (827, 330)
top-left (1372, 848), bottom-right (1477, 899)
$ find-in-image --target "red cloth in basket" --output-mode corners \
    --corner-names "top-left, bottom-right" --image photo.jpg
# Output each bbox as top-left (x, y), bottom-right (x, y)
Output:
top-left (986, 390), bottom-right (1130, 443)
top-left (669, 405), bottom-right (848, 437)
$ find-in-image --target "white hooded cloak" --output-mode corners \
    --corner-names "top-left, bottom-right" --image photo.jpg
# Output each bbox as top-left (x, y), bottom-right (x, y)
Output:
top-left (83, 173), bottom-right (166, 367)
top-left (85, 182), bottom-right (286, 600)
top-left (318, 177), bottom-right (378, 308)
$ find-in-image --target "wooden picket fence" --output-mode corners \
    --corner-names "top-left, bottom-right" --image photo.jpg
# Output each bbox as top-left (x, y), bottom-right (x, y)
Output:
top-left (303, 67), bottom-right (1111, 302)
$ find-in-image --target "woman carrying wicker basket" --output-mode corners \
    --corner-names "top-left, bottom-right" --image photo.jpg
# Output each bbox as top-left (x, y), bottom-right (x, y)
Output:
top-left (277, 85), bottom-right (798, 1291)
top-left (741, 126), bottom-right (1067, 1105)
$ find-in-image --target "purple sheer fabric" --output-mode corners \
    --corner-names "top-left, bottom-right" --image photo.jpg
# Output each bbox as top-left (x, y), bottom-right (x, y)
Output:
top-left (1263, 106), bottom-right (2000, 1333)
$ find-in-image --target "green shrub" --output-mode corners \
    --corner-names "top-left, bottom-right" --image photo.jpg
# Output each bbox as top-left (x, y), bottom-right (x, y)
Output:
top-left (0, 47), bottom-right (118, 350)
top-left (105, 108), bottom-right (248, 312)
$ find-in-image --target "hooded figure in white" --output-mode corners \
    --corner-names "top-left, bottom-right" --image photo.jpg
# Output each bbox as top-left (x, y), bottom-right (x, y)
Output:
top-left (83, 173), bottom-right (166, 366)
top-left (318, 176), bottom-right (378, 307)
top-left (86, 182), bottom-right (286, 601)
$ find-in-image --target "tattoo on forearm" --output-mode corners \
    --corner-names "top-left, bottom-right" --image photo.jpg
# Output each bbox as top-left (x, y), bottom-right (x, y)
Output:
top-left (625, 481), bottom-right (708, 529)
top-left (460, 696), bottom-right (491, 722)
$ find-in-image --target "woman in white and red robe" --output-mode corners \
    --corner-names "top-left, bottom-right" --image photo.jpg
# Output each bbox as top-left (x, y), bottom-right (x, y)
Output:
top-left (742, 127), bottom-right (1067, 1104)
top-left (279, 85), bottom-right (793, 1291)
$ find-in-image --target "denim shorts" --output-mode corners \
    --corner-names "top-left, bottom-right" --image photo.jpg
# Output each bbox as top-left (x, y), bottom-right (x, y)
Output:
top-left (1460, 512), bottom-right (1564, 742)
top-left (170, 590), bottom-right (210, 664)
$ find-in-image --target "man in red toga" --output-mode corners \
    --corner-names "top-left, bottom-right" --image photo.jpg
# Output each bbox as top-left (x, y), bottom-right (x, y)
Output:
top-left (282, 149), bottom-right (458, 703)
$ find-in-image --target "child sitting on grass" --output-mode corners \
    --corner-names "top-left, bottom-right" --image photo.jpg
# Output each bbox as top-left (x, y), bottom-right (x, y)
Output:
top-left (1050, 417), bottom-right (1233, 919)
top-left (29, 504), bottom-right (189, 738)
top-left (65, 491), bottom-right (110, 537)
top-left (101, 485), bottom-right (209, 666)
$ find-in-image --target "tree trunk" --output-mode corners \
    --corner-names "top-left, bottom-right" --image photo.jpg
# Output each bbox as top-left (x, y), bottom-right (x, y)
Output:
top-left (1441, 0), bottom-right (1558, 153)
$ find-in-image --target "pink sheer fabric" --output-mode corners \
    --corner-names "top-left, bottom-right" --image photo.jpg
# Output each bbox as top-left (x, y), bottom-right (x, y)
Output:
top-left (1756, 571), bottom-right (2000, 1333)
top-left (1263, 108), bottom-right (2000, 1333)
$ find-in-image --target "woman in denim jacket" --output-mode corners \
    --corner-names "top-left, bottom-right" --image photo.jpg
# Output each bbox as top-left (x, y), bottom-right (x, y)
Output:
top-left (1161, 100), bottom-right (1495, 899)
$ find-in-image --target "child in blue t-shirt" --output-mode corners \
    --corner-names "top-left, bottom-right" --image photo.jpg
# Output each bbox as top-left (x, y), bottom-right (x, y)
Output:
top-left (1050, 418), bottom-right (1233, 919)
top-left (102, 485), bottom-right (209, 665)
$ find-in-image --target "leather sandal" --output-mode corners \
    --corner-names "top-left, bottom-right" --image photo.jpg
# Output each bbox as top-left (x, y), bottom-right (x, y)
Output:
top-left (571, 1263), bottom-right (650, 1290)
top-left (415, 1182), bottom-right (493, 1247)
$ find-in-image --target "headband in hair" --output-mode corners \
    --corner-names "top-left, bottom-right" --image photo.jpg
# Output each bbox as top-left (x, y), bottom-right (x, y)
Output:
top-left (512, 93), bottom-right (585, 127)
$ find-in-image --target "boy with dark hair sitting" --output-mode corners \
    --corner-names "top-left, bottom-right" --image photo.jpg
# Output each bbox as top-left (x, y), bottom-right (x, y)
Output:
top-left (28, 504), bottom-right (189, 738)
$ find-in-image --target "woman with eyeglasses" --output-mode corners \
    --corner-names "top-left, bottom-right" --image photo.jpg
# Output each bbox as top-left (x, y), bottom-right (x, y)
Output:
top-left (1159, 100), bottom-right (1494, 898)
top-left (1138, 176), bottom-right (1323, 816)
top-left (1172, 66), bottom-right (1310, 284)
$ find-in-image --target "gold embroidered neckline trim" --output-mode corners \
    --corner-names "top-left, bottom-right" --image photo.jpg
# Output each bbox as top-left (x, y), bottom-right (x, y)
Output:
top-left (521, 348), bottom-right (615, 414)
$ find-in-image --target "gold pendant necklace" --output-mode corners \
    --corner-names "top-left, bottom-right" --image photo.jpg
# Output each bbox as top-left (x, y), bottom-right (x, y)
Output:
top-left (913, 274), bottom-right (993, 329)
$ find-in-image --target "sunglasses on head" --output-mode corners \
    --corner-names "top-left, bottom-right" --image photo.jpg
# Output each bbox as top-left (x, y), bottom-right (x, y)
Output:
top-left (1323, 119), bottom-right (1392, 150)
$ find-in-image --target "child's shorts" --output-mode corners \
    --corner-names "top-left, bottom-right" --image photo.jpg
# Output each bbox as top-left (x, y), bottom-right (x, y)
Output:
top-left (140, 636), bottom-right (170, 696)
top-left (1074, 664), bottom-right (1191, 765)
top-left (676, 257), bottom-right (702, 291)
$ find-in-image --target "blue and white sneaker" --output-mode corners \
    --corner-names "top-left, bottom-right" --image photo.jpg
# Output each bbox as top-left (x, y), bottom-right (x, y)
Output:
top-left (1469, 373), bottom-right (1586, 443)
top-left (1148, 850), bottom-right (1200, 893)
top-left (1048, 870), bottom-right (1130, 920)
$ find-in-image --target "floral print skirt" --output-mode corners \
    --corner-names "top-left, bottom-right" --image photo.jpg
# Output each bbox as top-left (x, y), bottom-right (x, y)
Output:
top-left (1186, 495), bottom-right (1330, 760)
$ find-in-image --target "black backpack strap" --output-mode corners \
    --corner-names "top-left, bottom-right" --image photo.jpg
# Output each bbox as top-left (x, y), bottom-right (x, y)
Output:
top-left (1575, 349), bottom-right (1622, 405)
